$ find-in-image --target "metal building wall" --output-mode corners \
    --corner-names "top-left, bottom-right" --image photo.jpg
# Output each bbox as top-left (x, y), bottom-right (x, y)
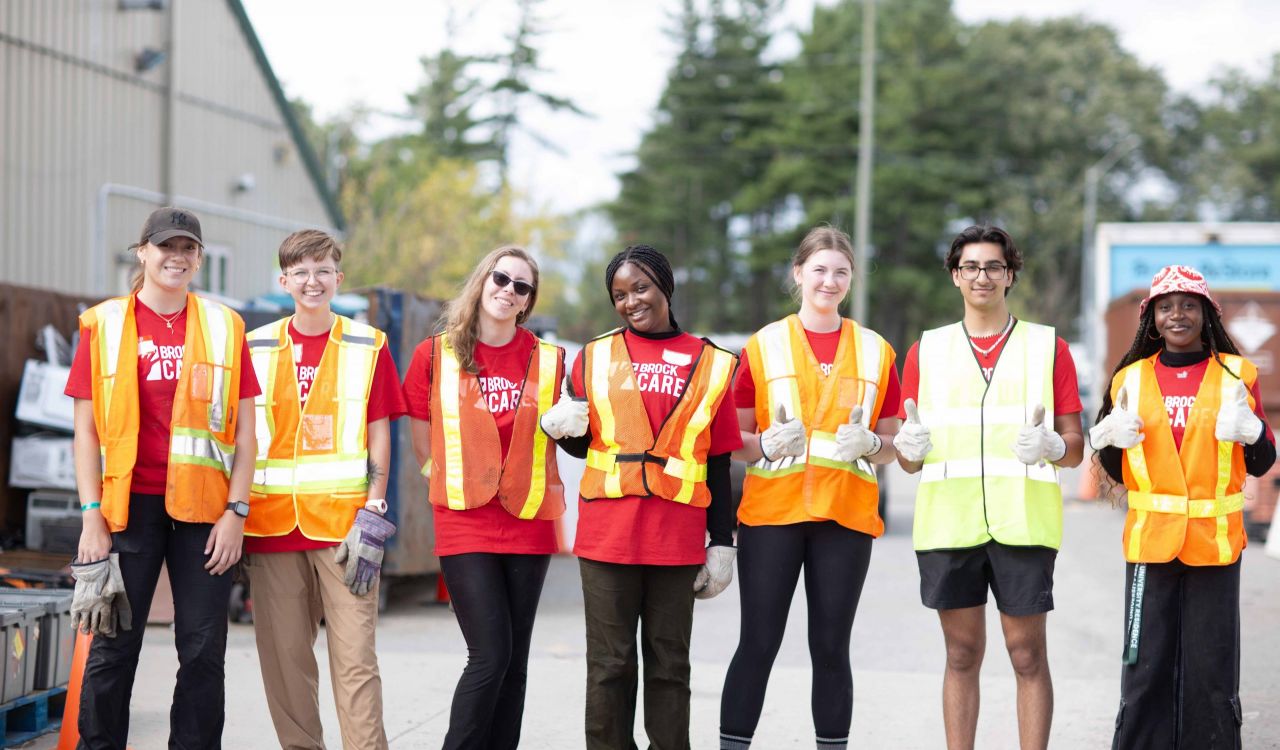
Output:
top-left (1, 0), bottom-right (337, 302)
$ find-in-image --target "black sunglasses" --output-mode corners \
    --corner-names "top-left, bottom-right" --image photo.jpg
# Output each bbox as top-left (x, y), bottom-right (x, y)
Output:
top-left (491, 270), bottom-right (535, 297)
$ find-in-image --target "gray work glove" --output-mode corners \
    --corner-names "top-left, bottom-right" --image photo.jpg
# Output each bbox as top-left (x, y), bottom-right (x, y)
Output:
top-left (1089, 386), bottom-right (1144, 450)
top-left (760, 406), bottom-right (807, 461)
top-left (1216, 380), bottom-right (1264, 445)
top-left (334, 508), bottom-right (397, 596)
top-left (895, 399), bottom-right (933, 463)
top-left (540, 376), bottom-right (589, 440)
top-left (693, 545), bottom-right (736, 600)
top-left (71, 553), bottom-right (132, 637)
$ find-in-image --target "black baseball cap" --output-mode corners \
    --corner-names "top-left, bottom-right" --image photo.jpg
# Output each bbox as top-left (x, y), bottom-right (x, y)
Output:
top-left (142, 207), bottom-right (203, 246)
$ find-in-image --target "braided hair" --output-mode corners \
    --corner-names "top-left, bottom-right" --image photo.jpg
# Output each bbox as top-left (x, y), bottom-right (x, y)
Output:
top-left (604, 244), bottom-right (679, 330)
top-left (1094, 295), bottom-right (1243, 426)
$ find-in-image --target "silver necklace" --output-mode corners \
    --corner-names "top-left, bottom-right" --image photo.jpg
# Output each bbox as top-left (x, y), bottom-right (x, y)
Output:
top-left (157, 307), bottom-right (184, 331)
top-left (967, 315), bottom-right (1013, 357)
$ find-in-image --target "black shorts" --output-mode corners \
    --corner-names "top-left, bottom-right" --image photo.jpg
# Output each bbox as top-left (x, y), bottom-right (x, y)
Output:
top-left (916, 542), bottom-right (1056, 616)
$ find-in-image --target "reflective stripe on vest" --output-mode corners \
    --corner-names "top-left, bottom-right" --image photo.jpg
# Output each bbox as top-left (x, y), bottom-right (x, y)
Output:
top-left (86, 294), bottom-right (242, 531)
top-left (427, 334), bottom-right (565, 519)
top-left (581, 331), bottom-right (735, 506)
top-left (913, 321), bottom-right (1062, 551)
top-left (245, 315), bottom-right (380, 539)
top-left (1117, 353), bottom-right (1252, 564)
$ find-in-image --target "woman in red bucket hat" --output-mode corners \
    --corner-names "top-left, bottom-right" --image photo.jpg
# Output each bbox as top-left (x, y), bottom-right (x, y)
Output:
top-left (1091, 264), bottom-right (1275, 749)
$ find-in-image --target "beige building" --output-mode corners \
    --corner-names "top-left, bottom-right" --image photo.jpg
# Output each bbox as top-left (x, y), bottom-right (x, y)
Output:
top-left (0, 0), bottom-right (341, 301)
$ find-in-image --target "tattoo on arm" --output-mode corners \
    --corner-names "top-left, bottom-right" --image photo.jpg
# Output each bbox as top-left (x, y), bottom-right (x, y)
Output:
top-left (367, 459), bottom-right (385, 486)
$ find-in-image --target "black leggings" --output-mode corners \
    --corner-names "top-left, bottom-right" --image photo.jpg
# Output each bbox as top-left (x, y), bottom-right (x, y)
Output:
top-left (439, 553), bottom-right (550, 750)
top-left (720, 522), bottom-right (873, 741)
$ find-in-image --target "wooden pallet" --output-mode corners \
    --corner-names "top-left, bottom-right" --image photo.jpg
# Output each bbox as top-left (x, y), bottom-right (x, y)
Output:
top-left (0, 686), bottom-right (67, 747)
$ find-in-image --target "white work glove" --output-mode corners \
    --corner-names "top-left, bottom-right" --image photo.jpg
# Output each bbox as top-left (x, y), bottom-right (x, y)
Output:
top-left (70, 553), bottom-right (132, 637)
top-left (835, 406), bottom-right (882, 462)
top-left (759, 405), bottom-right (807, 461)
top-left (1216, 380), bottom-right (1264, 445)
top-left (1012, 404), bottom-right (1067, 466)
top-left (540, 375), bottom-right (589, 439)
top-left (693, 545), bottom-right (736, 600)
top-left (1089, 386), bottom-right (1145, 450)
top-left (894, 398), bottom-right (933, 463)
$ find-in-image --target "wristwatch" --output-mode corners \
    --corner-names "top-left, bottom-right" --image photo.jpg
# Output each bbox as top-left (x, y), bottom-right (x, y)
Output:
top-left (226, 501), bottom-right (250, 518)
top-left (364, 498), bottom-right (388, 515)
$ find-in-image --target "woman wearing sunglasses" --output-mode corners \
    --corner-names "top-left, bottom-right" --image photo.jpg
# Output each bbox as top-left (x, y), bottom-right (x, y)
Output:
top-left (403, 245), bottom-right (567, 749)
top-left (720, 226), bottom-right (900, 750)
top-left (539, 244), bottom-right (741, 750)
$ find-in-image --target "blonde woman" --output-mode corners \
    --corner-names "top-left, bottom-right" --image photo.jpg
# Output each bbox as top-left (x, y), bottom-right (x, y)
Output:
top-left (720, 226), bottom-right (900, 750)
top-left (404, 246), bottom-right (566, 750)
top-left (65, 207), bottom-right (259, 749)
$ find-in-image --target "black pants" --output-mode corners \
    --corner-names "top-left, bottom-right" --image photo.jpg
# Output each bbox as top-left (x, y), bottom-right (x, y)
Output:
top-left (579, 558), bottom-right (700, 750)
top-left (720, 522), bottom-right (874, 741)
top-left (439, 553), bottom-right (550, 750)
top-left (1112, 559), bottom-right (1242, 750)
top-left (78, 494), bottom-right (233, 750)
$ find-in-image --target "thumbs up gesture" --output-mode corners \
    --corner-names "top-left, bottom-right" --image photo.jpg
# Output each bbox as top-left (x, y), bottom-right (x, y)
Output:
top-left (1012, 404), bottom-right (1067, 466)
top-left (759, 405), bottom-right (807, 462)
top-left (1088, 386), bottom-right (1145, 450)
top-left (539, 373), bottom-right (590, 439)
top-left (836, 405), bottom-right (882, 462)
top-left (894, 398), bottom-right (933, 463)
top-left (1215, 379), bottom-right (1264, 444)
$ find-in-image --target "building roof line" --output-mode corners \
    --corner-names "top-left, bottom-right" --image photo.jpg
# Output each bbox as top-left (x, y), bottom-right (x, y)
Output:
top-left (226, 0), bottom-right (345, 231)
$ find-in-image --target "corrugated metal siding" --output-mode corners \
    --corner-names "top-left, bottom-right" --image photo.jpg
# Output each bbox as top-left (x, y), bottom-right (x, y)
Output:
top-left (1, 0), bottom-right (335, 301)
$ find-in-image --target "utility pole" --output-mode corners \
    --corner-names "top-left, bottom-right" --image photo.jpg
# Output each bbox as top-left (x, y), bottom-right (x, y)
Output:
top-left (852, 0), bottom-right (876, 322)
top-left (1079, 134), bottom-right (1140, 419)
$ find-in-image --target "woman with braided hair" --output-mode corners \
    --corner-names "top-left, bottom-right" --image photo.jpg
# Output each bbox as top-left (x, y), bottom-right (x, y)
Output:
top-left (1091, 265), bottom-right (1274, 749)
top-left (539, 244), bottom-right (741, 750)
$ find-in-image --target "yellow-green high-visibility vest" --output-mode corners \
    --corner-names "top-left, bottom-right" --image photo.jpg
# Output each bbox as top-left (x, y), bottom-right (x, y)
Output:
top-left (913, 321), bottom-right (1062, 551)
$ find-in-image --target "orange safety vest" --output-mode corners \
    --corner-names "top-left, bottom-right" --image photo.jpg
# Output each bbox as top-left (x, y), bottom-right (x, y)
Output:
top-left (245, 315), bottom-right (385, 540)
top-left (1113, 353), bottom-right (1257, 565)
top-left (578, 329), bottom-right (737, 507)
top-left (82, 293), bottom-right (244, 532)
top-left (427, 334), bottom-right (566, 519)
top-left (740, 315), bottom-right (893, 535)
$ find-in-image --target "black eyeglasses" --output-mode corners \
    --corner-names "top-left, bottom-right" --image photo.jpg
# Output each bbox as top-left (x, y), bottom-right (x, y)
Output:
top-left (957, 263), bottom-right (1009, 281)
top-left (491, 270), bottom-right (535, 297)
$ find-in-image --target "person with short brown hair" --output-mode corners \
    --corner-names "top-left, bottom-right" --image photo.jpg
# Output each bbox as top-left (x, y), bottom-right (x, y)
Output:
top-left (242, 229), bottom-right (406, 750)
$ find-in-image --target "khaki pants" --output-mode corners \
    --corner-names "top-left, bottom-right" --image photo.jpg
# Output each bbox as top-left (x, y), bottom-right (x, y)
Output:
top-left (245, 548), bottom-right (388, 750)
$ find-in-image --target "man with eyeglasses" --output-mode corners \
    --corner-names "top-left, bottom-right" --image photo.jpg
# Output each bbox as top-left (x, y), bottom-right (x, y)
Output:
top-left (894, 224), bottom-right (1084, 750)
top-left (242, 229), bottom-right (406, 750)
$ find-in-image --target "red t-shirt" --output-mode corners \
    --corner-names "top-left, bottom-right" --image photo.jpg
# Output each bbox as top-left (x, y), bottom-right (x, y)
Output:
top-left (570, 330), bottom-right (743, 566)
top-left (244, 320), bottom-right (408, 554)
top-left (1152, 357), bottom-right (1272, 450)
top-left (402, 329), bottom-right (561, 557)
top-left (65, 296), bottom-right (262, 495)
top-left (898, 326), bottom-right (1083, 419)
top-left (734, 327), bottom-right (903, 421)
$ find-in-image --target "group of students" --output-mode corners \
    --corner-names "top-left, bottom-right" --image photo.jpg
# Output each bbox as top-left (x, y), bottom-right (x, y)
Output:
top-left (64, 207), bottom-right (1271, 750)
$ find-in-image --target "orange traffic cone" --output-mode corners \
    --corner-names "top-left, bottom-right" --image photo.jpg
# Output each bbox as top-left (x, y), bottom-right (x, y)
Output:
top-left (56, 631), bottom-right (91, 750)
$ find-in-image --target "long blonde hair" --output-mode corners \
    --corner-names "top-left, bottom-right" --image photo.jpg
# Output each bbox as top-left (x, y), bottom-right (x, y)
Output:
top-left (440, 245), bottom-right (540, 373)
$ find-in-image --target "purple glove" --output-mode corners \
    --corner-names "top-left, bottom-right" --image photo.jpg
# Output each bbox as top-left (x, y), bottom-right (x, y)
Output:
top-left (334, 508), bottom-right (397, 596)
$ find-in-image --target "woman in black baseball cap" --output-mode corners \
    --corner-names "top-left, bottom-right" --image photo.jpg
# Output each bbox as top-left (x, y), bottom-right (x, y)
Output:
top-left (65, 206), bottom-right (261, 748)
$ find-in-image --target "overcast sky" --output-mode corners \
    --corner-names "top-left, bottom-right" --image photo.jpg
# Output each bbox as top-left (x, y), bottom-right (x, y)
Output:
top-left (242, 0), bottom-right (1280, 215)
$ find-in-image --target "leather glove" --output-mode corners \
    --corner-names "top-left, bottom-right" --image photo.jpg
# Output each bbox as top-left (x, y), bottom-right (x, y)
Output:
top-left (540, 375), bottom-right (589, 439)
top-left (334, 508), bottom-right (397, 596)
top-left (835, 406), bottom-right (881, 462)
top-left (1216, 380), bottom-right (1264, 445)
top-left (760, 405), bottom-right (807, 461)
top-left (693, 545), bottom-right (736, 600)
top-left (1089, 386), bottom-right (1144, 450)
top-left (71, 553), bottom-right (131, 637)
top-left (895, 398), bottom-right (933, 463)
top-left (1012, 404), bottom-right (1067, 466)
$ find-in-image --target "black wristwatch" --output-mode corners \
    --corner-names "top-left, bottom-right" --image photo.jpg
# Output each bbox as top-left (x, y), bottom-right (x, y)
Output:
top-left (226, 501), bottom-right (250, 518)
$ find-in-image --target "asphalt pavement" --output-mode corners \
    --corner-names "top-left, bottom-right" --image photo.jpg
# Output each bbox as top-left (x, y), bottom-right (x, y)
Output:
top-left (26, 465), bottom-right (1280, 748)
